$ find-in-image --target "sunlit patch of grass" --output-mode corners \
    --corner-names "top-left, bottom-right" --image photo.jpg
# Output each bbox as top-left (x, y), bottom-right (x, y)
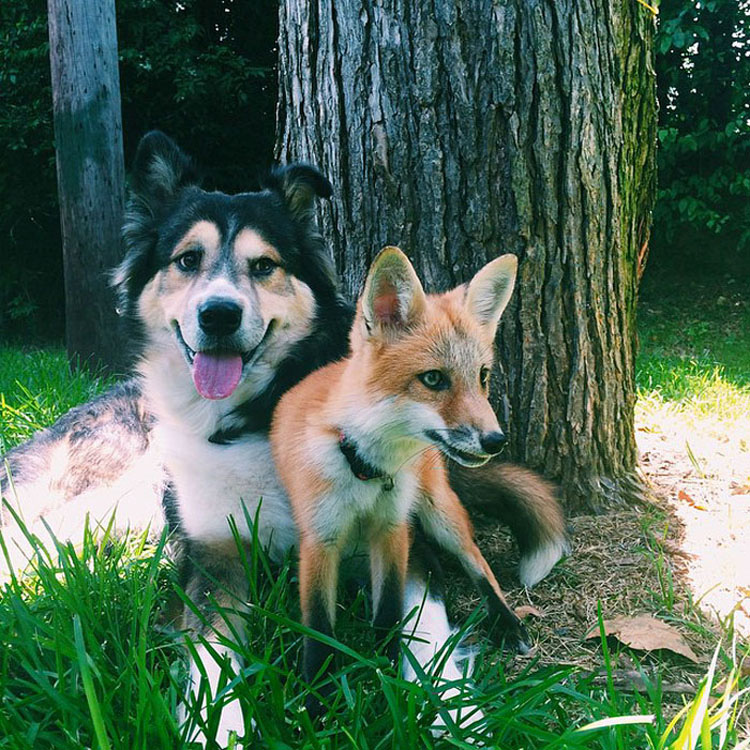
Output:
top-left (637, 360), bottom-right (750, 425)
top-left (0, 347), bottom-right (114, 450)
top-left (636, 275), bottom-right (750, 427)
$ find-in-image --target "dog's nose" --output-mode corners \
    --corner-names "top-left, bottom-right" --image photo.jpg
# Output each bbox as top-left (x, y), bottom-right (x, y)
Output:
top-left (198, 299), bottom-right (242, 336)
top-left (480, 430), bottom-right (506, 455)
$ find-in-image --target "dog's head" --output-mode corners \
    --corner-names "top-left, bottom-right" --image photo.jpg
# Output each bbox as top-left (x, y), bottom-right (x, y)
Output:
top-left (114, 131), bottom-right (336, 406)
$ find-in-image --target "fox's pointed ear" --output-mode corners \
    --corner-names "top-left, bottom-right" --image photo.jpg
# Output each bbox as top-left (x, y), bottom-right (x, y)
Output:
top-left (464, 254), bottom-right (518, 336)
top-left (263, 163), bottom-right (333, 223)
top-left (362, 246), bottom-right (426, 336)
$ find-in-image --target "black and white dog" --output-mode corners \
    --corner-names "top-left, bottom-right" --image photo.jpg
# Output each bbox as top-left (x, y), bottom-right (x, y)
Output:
top-left (1, 132), bottom-right (568, 744)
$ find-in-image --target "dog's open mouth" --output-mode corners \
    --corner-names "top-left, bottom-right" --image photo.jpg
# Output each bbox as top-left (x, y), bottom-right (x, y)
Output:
top-left (173, 321), bottom-right (275, 400)
top-left (425, 431), bottom-right (491, 468)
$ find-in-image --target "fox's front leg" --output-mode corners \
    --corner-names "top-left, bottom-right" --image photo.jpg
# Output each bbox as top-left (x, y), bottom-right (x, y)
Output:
top-left (369, 524), bottom-right (409, 662)
top-left (299, 535), bottom-right (340, 716)
top-left (418, 469), bottom-right (530, 652)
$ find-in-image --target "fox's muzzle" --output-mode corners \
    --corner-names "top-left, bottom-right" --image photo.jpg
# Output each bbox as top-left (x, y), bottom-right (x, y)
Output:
top-left (480, 430), bottom-right (506, 455)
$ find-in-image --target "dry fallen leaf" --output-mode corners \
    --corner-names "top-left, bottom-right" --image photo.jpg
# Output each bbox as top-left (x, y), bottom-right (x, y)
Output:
top-left (677, 489), bottom-right (707, 511)
top-left (730, 482), bottom-right (750, 496)
top-left (584, 614), bottom-right (699, 662)
top-left (515, 604), bottom-right (544, 620)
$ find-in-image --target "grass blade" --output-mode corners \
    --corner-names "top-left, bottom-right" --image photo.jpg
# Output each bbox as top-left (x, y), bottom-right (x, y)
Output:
top-left (73, 614), bottom-right (112, 750)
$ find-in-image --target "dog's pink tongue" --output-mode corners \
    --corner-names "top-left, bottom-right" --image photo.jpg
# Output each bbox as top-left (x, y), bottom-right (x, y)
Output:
top-left (192, 352), bottom-right (243, 400)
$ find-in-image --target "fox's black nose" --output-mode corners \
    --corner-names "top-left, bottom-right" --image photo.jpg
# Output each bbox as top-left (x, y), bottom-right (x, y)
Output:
top-left (198, 299), bottom-right (242, 336)
top-left (480, 430), bottom-right (506, 455)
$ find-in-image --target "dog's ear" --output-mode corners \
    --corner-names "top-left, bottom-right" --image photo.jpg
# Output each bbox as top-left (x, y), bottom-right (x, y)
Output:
top-left (263, 163), bottom-right (333, 222)
top-left (114, 132), bottom-right (199, 310)
top-left (130, 130), bottom-right (200, 209)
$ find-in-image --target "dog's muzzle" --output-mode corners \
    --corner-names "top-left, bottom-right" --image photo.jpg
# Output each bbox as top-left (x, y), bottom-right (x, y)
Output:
top-left (172, 319), bottom-right (275, 401)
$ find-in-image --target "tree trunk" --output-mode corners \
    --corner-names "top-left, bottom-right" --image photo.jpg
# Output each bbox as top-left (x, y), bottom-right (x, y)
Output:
top-left (276, 0), bottom-right (656, 512)
top-left (48, 0), bottom-right (125, 372)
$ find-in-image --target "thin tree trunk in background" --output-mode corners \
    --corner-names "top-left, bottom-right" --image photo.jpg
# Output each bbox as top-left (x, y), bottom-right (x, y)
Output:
top-left (48, 0), bottom-right (125, 372)
top-left (277, 0), bottom-right (656, 512)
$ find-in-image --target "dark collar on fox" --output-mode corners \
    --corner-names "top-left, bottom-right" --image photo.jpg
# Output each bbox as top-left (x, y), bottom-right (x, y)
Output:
top-left (338, 432), bottom-right (394, 491)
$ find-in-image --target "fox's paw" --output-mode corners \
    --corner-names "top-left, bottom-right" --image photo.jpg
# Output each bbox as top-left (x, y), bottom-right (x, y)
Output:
top-left (486, 606), bottom-right (531, 654)
top-left (304, 693), bottom-right (324, 722)
top-left (303, 679), bottom-right (335, 723)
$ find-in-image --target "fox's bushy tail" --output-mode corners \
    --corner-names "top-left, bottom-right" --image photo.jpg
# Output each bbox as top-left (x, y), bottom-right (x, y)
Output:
top-left (449, 460), bottom-right (569, 588)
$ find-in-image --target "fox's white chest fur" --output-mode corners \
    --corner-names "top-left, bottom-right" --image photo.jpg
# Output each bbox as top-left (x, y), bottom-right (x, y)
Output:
top-left (309, 431), bottom-right (421, 546)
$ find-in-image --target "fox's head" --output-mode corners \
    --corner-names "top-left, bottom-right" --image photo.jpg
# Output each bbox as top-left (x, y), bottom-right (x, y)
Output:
top-left (351, 246), bottom-right (517, 467)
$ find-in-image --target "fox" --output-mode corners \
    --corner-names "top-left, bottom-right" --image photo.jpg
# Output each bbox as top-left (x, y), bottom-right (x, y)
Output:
top-left (271, 245), bottom-right (530, 714)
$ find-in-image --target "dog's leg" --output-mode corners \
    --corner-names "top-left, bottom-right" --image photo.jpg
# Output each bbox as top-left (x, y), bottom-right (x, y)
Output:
top-left (402, 532), bottom-right (486, 737)
top-left (449, 460), bottom-right (569, 587)
top-left (180, 540), bottom-right (249, 748)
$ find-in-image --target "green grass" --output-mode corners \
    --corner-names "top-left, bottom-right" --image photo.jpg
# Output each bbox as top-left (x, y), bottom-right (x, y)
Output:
top-left (1, 304), bottom-right (749, 748)
top-left (0, 347), bottom-right (115, 451)
top-left (2, 509), bottom-right (746, 750)
top-left (637, 275), bottom-right (750, 423)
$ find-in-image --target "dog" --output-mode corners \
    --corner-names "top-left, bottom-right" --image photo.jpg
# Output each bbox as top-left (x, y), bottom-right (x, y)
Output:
top-left (1, 132), bottom-right (568, 744)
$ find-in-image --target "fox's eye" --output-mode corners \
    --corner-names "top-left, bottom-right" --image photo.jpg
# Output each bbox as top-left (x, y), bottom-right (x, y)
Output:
top-left (176, 250), bottom-right (201, 273)
top-left (250, 257), bottom-right (277, 277)
top-left (480, 366), bottom-right (491, 388)
top-left (418, 370), bottom-right (450, 391)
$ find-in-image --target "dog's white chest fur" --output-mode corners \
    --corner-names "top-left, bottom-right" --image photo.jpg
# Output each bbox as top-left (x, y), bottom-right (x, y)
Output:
top-left (155, 423), bottom-right (297, 562)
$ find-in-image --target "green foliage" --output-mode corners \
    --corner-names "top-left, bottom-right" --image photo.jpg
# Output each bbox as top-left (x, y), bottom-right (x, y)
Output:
top-left (654, 0), bottom-right (750, 274)
top-left (0, 0), bottom-right (277, 341)
top-left (115, 0), bottom-right (277, 194)
top-left (0, 0), bottom-right (62, 340)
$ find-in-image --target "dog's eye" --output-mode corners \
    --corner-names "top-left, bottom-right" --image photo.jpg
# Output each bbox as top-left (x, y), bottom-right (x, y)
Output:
top-left (250, 257), bottom-right (277, 277)
top-left (480, 366), bottom-right (491, 388)
top-left (176, 251), bottom-right (201, 272)
top-left (418, 370), bottom-right (450, 391)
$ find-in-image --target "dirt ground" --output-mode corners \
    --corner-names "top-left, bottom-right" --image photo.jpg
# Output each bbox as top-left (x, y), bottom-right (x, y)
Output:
top-left (447, 404), bottom-right (750, 707)
top-left (637, 405), bottom-right (750, 638)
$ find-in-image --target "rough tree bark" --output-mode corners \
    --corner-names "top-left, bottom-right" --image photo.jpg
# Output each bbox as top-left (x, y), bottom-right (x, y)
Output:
top-left (277, 0), bottom-right (656, 511)
top-left (48, 0), bottom-right (125, 372)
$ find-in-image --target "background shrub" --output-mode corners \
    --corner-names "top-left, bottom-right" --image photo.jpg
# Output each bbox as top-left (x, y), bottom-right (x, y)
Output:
top-left (652, 0), bottom-right (750, 276)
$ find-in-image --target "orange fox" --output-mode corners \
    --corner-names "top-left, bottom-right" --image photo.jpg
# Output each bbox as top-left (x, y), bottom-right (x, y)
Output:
top-left (271, 246), bottom-right (528, 710)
